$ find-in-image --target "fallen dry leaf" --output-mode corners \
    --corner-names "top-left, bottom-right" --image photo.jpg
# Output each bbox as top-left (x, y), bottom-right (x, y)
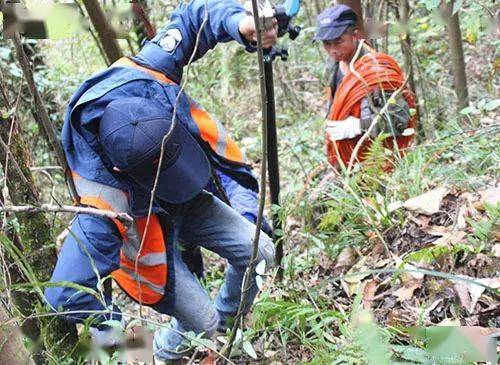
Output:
top-left (392, 281), bottom-right (422, 301)
top-left (387, 201), bottom-right (403, 212)
top-left (424, 298), bottom-right (443, 319)
top-left (432, 230), bottom-right (467, 246)
top-left (436, 317), bottom-right (461, 326)
top-left (200, 350), bottom-right (217, 365)
top-left (403, 187), bottom-right (449, 215)
top-left (476, 187), bottom-right (500, 211)
top-left (425, 225), bottom-right (451, 236)
top-left (492, 244), bottom-right (500, 258)
top-left (362, 279), bottom-right (379, 309)
top-left (469, 278), bottom-right (500, 313)
top-left (454, 281), bottom-right (472, 313)
top-left (456, 204), bottom-right (467, 229)
top-left (335, 246), bottom-right (357, 268)
top-left (409, 214), bottom-right (432, 229)
top-left (402, 263), bottom-right (425, 284)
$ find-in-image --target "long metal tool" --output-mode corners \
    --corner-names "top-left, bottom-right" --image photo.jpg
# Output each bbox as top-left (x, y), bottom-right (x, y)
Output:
top-left (261, 0), bottom-right (301, 279)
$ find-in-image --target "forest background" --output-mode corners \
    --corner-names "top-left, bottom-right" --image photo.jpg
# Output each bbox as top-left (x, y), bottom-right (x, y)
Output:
top-left (0, 0), bottom-right (498, 364)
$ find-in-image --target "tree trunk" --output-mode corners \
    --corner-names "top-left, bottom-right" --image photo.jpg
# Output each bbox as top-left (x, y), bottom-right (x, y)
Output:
top-left (131, 1), bottom-right (156, 48)
top-left (442, 0), bottom-right (469, 111)
top-left (335, 0), bottom-right (367, 37)
top-left (82, 0), bottom-right (123, 64)
top-left (13, 34), bottom-right (78, 201)
top-left (397, 0), bottom-right (416, 94)
top-left (0, 112), bottom-right (78, 362)
top-left (0, 304), bottom-right (35, 365)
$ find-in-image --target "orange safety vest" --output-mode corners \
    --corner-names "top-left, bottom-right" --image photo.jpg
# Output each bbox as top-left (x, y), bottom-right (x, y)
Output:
top-left (326, 52), bottom-right (417, 169)
top-left (73, 172), bottom-right (168, 305)
top-left (111, 57), bottom-right (245, 165)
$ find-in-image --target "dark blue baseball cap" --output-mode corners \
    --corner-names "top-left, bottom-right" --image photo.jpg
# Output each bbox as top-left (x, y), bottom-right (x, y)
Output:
top-left (99, 97), bottom-right (210, 204)
top-left (314, 5), bottom-right (357, 41)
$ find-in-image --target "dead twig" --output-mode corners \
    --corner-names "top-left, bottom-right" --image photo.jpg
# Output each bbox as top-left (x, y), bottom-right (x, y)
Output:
top-left (0, 204), bottom-right (133, 224)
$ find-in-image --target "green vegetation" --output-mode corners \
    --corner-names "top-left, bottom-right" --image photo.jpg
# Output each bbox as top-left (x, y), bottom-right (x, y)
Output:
top-left (0, 0), bottom-right (498, 363)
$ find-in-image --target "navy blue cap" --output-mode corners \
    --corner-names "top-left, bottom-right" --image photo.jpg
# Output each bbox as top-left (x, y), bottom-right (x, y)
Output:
top-left (99, 97), bottom-right (210, 204)
top-left (314, 5), bottom-right (357, 41)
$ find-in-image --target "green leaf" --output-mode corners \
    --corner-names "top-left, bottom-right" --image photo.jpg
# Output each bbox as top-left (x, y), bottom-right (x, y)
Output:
top-left (100, 319), bottom-right (122, 329)
top-left (243, 340), bottom-right (258, 359)
top-left (483, 99), bottom-right (500, 111)
top-left (274, 228), bottom-right (285, 237)
top-left (459, 106), bottom-right (477, 115)
top-left (392, 345), bottom-right (431, 363)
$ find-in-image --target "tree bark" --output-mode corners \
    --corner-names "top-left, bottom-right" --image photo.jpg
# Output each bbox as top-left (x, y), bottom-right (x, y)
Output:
top-left (0, 304), bottom-right (35, 365)
top-left (442, 0), bottom-right (469, 110)
top-left (335, 0), bottom-right (367, 37)
top-left (397, 0), bottom-right (416, 94)
top-left (82, 0), bottom-right (123, 64)
top-left (12, 34), bottom-right (78, 201)
top-left (131, 1), bottom-right (156, 48)
top-left (0, 113), bottom-right (78, 362)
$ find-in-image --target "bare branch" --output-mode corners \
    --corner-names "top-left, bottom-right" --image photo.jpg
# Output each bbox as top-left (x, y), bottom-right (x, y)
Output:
top-left (0, 204), bottom-right (133, 224)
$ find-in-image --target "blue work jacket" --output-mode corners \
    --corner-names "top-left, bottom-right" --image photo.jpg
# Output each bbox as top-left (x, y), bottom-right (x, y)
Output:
top-left (46, 0), bottom-right (267, 322)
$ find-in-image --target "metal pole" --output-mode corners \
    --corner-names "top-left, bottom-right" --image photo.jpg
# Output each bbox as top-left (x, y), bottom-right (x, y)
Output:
top-left (264, 56), bottom-right (283, 279)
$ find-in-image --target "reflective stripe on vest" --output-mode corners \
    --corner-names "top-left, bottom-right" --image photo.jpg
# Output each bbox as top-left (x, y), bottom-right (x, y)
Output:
top-left (110, 57), bottom-right (245, 164)
top-left (72, 172), bottom-right (167, 305)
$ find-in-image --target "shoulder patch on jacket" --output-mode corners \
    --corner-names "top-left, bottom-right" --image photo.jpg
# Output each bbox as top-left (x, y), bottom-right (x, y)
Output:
top-left (158, 28), bottom-right (182, 53)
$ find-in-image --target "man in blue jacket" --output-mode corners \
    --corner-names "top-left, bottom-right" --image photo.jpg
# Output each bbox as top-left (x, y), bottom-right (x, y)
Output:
top-left (44, 0), bottom-right (277, 361)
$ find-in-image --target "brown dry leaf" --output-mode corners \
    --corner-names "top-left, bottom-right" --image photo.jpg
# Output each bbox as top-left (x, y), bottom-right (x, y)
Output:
top-left (469, 278), bottom-right (500, 313)
top-left (403, 187), bottom-right (449, 215)
top-left (369, 241), bottom-right (385, 259)
top-left (425, 225), bottom-right (451, 236)
top-left (362, 279), bottom-right (379, 309)
top-left (432, 230), bottom-right (467, 246)
top-left (344, 258), bottom-right (371, 296)
top-left (334, 246), bottom-right (357, 268)
top-left (477, 187), bottom-right (500, 211)
top-left (392, 280), bottom-right (422, 302)
top-left (453, 281), bottom-right (472, 313)
top-left (401, 263), bottom-right (425, 285)
top-left (200, 350), bottom-right (217, 365)
top-left (409, 214), bottom-right (431, 229)
top-left (469, 254), bottom-right (493, 269)
top-left (456, 205), bottom-right (467, 229)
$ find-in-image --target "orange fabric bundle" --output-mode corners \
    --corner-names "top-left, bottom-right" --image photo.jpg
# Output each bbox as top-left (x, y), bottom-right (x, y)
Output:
top-left (326, 52), bottom-right (417, 169)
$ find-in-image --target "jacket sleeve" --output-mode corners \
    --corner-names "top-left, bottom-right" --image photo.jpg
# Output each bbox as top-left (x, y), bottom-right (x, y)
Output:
top-left (215, 170), bottom-right (273, 235)
top-left (140, 0), bottom-right (251, 68)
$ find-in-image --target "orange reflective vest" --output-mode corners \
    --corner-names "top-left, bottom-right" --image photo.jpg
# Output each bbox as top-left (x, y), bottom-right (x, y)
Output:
top-left (326, 52), bottom-right (417, 168)
top-left (111, 57), bottom-right (245, 165)
top-left (73, 172), bottom-right (169, 305)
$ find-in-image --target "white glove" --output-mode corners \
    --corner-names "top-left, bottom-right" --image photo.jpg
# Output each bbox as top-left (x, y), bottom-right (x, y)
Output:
top-left (326, 116), bottom-right (362, 141)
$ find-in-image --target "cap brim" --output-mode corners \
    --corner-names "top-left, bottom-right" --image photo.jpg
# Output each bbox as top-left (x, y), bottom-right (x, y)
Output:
top-left (314, 25), bottom-right (349, 41)
top-left (131, 121), bottom-right (210, 204)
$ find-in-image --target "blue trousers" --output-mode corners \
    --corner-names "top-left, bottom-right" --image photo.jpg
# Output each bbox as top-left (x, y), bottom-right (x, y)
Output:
top-left (44, 191), bottom-right (275, 360)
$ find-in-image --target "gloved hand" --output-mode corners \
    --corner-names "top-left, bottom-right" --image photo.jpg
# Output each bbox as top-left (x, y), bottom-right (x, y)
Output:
top-left (326, 116), bottom-right (362, 141)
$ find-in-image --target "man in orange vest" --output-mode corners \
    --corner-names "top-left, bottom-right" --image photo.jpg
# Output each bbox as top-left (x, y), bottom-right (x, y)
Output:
top-left (44, 0), bottom-right (277, 361)
top-left (316, 5), bottom-right (417, 169)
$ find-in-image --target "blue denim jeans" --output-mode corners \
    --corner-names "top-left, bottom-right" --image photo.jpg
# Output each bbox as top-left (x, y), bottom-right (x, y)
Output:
top-left (152, 191), bottom-right (275, 361)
